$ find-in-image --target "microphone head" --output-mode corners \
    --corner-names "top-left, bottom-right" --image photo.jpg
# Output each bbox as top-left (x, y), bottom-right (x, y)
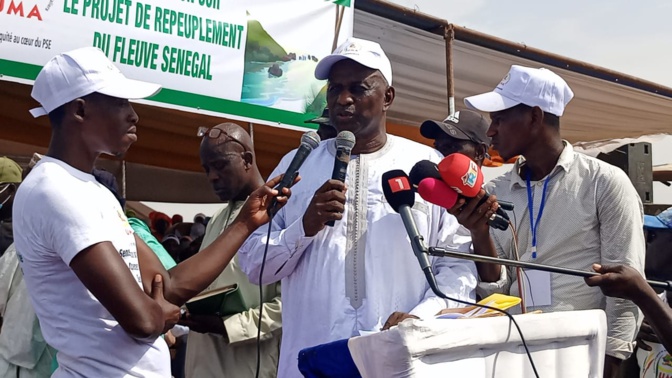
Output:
top-left (381, 170), bottom-right (415, 213)
top-left (301, 131), bottom-right (321, 150)
top-left (409, 160), bottom-right (441, 187)
top-left (438, 153), bottom-right (484, 198)
top-left (417, 178), bottom-right (459, 209)
top-left (334, 131), bottom-right (356, 151)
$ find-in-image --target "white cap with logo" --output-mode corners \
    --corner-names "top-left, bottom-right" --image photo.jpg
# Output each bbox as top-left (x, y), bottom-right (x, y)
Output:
top-left (30, 46), bottom-right (161, 118)
top-left (314, 37), bottom-right (392, 85)
top-left (464, 65), bottom-right (574, 117)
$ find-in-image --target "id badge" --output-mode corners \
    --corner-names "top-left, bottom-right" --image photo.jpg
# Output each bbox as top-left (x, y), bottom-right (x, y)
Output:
top-left (522, 269), bottom-right (552, 307)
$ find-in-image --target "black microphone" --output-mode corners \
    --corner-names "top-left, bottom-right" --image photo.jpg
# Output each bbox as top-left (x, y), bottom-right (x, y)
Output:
top-left (326, 131), bottom-right (356, 227)
top-left (381, 170), bottom-right (432, 272)
top-left (410, 160), bottom-right (512, 230)
top-left (268, 131), bottom-right (321, 216)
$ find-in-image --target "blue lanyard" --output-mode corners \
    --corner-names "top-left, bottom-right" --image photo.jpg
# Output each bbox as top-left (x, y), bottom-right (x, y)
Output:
top-left (526, 169), bottom-right (550, 259)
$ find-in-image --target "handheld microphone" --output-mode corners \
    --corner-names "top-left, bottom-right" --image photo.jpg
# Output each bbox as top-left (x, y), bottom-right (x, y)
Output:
top-left (381, 170), bottom-right (432, 272)
top-left (411, 159), bottom-right (513, 210)
top-left (417, 176), bottom-right (508, 230)
top-left (437, 154), bottom-right (512, 222)
top-left (411, 159), bottom-right (510, 230)
top-left (326, 131), bottom-right (356, 227)
top-left (268, 131), bottom-right (321, 216)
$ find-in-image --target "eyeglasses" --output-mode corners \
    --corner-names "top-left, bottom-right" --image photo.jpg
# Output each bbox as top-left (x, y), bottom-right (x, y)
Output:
top-left (197, 126), bottom-right (249, 152)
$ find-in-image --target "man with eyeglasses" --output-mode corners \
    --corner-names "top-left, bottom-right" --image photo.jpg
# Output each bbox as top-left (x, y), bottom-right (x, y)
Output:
top-left (180, 123), bottom-right (282, 378)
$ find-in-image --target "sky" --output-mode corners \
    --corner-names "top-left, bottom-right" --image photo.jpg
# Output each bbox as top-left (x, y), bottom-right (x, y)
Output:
top-left (146, 0), bottom-right (672, 218)
top-left (389, 0), bottom-right (672, 87)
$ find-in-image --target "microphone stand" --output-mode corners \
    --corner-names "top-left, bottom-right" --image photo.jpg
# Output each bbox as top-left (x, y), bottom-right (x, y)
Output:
top-left (428, 246), bottom-right (672, 291)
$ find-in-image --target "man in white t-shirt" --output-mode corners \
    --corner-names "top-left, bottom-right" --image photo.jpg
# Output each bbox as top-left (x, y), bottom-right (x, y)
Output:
top-left (13, 47), bottom-right (291, 378)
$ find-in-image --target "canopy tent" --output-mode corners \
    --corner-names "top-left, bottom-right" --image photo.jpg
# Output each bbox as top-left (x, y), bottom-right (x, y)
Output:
top-left (354, 2), bottom-right (672, 141)
top-left (1, 0), bottom-right (671, 202)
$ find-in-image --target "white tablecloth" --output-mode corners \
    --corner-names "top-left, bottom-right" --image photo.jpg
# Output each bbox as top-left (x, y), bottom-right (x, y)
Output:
top-left (348, 310), bottom-right (607, 378)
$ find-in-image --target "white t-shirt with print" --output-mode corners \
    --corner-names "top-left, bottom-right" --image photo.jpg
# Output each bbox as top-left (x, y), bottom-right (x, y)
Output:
top-left (13, 156), bottom-right (169, 377)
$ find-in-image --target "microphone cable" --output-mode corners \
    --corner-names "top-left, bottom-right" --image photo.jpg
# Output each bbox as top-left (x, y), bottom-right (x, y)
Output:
top-left (422, 266), bottom-right (540, 378)
top-left (255, 216), bottom-right (275, 378)
top-left (508, 220), bottom-right (527, 313)
top-left (501, 207), bottom-right (526, 313)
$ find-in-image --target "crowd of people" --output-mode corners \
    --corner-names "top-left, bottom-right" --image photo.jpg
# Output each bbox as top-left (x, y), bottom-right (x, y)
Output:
top-left (144, 211), bottom-right (209, 264)
top-left (0, 36), bottom-right (669, 378)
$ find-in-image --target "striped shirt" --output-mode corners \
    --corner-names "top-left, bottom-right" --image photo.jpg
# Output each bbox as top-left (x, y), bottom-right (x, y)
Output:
top-left (480, 141), bottom-right (645, 359)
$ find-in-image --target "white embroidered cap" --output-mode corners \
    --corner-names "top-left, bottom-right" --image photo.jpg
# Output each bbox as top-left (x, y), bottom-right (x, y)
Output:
top-left (464, 65), bottom-right (574, 116)
top-left (315, 37), bottom-right (392, 85)
top-left (30, 46), bottom-right (161, 118)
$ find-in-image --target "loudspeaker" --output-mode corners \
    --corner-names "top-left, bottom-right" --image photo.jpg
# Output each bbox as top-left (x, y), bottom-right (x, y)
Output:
top-left (597, 143), bottom-right (653, 204)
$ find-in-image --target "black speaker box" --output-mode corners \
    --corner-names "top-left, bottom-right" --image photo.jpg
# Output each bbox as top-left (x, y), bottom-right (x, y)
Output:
top-left (597, 143), bottom-right (653, 204)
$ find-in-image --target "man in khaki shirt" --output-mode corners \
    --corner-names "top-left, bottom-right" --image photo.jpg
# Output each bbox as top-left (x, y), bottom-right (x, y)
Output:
top-left (180, 123), bottom-right (282, 377)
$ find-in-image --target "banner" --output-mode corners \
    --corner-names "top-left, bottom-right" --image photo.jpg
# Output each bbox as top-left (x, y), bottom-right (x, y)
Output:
top-left (0, 0), bottom-right (354, 128)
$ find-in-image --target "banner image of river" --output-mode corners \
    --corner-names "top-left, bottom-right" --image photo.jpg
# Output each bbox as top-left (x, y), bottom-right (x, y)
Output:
top-left (240, 10), bottom-right (332, 117)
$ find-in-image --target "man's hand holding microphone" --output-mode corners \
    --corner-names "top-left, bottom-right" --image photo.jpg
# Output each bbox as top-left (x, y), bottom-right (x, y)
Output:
top-left (302, 131), bottom-right (355, 236)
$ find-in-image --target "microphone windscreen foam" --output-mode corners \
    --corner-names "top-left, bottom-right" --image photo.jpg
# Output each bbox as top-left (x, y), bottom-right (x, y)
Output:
top-left (334, 131), bottom-right (356, 150)
top-left (417, 178), bottom-right (459, 209)
top-left (301, 131), bottom-right (321, 149)
top-left (409, 160), bottom-right (441, 187)
top-left (438, 153), bottom-right (484, 197)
